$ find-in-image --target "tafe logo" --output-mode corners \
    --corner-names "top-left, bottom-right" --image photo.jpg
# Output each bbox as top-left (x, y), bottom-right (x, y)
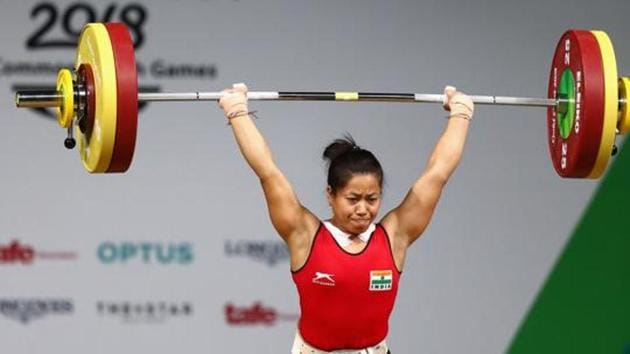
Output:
top-left (225, 302), bottom-right (298, 326)
top-left (0, 240), bottom-right (76, 264)
top-left (0, 241), bottom-right (34, 264)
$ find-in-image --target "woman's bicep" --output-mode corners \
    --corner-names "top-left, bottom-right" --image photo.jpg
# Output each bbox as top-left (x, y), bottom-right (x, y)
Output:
top-left (260, 170), bottom-right (316, 241)
top-left (382, 171), bottom-right (446, 245)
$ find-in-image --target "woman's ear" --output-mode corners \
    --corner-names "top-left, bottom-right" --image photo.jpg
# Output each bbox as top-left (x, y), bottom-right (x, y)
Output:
top-left (326, 186), bottom-right (334, 206)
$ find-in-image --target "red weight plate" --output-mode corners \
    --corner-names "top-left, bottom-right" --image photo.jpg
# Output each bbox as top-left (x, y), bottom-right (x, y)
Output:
top-left (547, 30), bottom-right (605, 178)
top-left (105, 22), bottom-right (138, 173)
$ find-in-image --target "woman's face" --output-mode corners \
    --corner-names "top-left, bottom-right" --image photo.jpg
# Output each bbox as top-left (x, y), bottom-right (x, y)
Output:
top-left (327, 173), bottom-right (382, 235)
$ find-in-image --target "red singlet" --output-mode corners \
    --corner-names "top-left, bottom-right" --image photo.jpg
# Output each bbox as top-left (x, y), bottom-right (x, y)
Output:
top-left (291, 223), bottom-right (401, 351)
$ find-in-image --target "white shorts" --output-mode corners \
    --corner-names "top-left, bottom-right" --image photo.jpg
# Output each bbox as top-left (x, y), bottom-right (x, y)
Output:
top-left (291, 330), bottom-right (389, 354)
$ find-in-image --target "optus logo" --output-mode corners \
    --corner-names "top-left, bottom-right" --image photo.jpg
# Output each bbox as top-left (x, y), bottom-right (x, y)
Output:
top-left (97, 242), bottom-right (193, 264)
top-left (225, 302), bottom-right (298, 326)
top-left (0, 240), bottom-right (77, 265)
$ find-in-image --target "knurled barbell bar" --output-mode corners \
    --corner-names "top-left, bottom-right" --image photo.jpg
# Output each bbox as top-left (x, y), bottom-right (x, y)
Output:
top-left (13, 23), bottom-right (630, 178)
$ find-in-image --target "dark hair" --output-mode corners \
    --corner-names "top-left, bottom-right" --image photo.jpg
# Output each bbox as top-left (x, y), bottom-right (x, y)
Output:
top-left (322, 134), bottom-right (384, 194)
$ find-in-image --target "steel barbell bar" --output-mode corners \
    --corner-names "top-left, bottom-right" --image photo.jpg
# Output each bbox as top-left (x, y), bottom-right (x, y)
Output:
top-left (16, 90), bottom-right (561, 107)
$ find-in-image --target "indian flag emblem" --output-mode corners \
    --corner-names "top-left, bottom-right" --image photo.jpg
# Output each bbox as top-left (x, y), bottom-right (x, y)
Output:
top-left (369, 270), bottom-right (393, 291)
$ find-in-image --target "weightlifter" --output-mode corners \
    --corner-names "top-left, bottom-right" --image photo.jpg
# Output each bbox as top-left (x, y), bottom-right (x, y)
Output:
top-left (218, 83), bottom-right (474, 353)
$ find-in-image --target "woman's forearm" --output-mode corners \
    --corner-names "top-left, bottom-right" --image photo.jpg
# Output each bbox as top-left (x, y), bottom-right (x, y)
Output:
top-left (218, 83), bottom-right (279, 180)
top-left (424, 87), bottom-right (474, 181)
top-left (425, 117), bottom-right (470, 181)
top-left (229, 115), bottom-right (279, 180)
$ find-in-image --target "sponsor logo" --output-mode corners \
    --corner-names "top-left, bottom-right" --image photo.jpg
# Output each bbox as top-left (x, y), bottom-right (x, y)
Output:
top-left (0, 299), bottom-right (73, 324)
top-left (0, 240), bottom-right (77, 265)
top-left (97, 241), bottom-right (193, 265)
top-left (0, 240), bottom-right (33, 264)
top-left (369, 270), bottom-right (393, 291)
top-left (12, 2), bottom-right (217, 122)
top-left (312, 272), bottom-right (335, 286)
top-left (225, 302), bottom-right (298, 326)
top-left (224, 239), bottom-right (289, 266)
top-left (97, 301), bottom-right (193, 323)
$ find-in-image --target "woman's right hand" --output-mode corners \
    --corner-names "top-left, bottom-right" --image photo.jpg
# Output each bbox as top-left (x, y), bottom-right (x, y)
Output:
top-left (219, 83), bottom-right (249, 122)
top-left (442, 85), bottom-right (474, 121)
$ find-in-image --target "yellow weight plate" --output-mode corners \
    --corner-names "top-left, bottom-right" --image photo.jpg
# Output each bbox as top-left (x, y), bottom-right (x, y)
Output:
top-left (55, 68), bottom-right (74, 128)
top-left (618, 77), bottom-right (630, 134)
top-left (588, 31), bottom-right (618, 179)
top-left (75, 23), bottom-right (117, 173)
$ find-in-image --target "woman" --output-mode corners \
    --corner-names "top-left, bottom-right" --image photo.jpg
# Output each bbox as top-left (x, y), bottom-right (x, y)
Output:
top-left (218, 83), bottom-right (473, 354)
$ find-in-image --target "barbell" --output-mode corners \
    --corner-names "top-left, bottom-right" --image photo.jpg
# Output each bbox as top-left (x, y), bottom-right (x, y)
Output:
top-left (14, 23), bottom-right (629, 178)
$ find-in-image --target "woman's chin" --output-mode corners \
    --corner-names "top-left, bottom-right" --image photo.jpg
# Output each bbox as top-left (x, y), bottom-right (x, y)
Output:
top-left (350, 220), bottom-right (370, 232)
